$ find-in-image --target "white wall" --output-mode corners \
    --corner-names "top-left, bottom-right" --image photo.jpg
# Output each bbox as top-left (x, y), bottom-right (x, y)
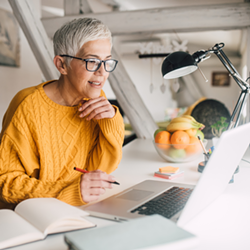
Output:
top-left (0, 0), bottom-right (42, 129)
top-left (191, 57), bottom-right (240, 114)
top-left (116, 54), bottom-right (176, 122)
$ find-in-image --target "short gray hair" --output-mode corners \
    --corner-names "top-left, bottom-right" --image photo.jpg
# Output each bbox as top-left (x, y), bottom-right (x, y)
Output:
top-left (53, 18), bottom-right (112, 66)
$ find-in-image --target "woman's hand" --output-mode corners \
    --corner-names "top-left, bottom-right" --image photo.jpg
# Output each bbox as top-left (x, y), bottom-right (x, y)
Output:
top-left (80, 170), bottom-right (115, 203)
top-left (79, 96), bottom-right (115, 120)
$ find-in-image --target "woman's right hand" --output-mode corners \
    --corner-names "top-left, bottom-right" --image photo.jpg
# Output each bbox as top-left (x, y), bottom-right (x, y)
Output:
top-left (78, 96), bottom-right (116, 120)
top-left (80, 170), bottom-right (115, 203)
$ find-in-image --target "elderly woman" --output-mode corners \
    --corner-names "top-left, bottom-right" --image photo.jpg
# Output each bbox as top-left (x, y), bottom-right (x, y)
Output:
top-left (0, 18), bottom-right (124, 209)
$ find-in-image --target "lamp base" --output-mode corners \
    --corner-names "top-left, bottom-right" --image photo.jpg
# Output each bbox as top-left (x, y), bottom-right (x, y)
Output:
top-left (198, 161), bottom-right (206, 173)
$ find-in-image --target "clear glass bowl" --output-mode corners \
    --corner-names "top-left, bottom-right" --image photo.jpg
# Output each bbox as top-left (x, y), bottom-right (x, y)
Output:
top-left (153, 139), bottom-right (208, 163)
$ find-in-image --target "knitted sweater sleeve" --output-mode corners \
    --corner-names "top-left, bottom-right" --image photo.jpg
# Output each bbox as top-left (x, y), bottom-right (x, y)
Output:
top-left (85, 91), bottom-right (125, 173)
top-left (0, 121), bottom-right (84, 208)
top-left (86, 105), bottom-right (125, 174)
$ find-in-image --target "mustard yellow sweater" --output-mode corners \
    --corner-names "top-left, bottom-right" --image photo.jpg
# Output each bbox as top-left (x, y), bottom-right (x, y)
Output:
top-left (0, 81), bottom-right (124, 209)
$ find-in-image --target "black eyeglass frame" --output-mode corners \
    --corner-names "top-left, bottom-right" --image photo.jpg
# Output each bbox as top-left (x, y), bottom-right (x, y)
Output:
top-left (60, 55), bottom-right (118, 72)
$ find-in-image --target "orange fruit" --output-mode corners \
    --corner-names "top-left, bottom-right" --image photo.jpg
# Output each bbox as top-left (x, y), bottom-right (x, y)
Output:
top-left (170, 130), bottom-right (190, 149)
top-left (154, 128), bottom-right (166, 138)
top-left (185, 136), bottom-right (202, 154)
top-left (155, 131), bottom-right (171, 149)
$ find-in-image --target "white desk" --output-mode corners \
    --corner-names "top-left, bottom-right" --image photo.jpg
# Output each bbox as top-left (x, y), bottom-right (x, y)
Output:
top-left (10, 139), bottom-right (250, 250)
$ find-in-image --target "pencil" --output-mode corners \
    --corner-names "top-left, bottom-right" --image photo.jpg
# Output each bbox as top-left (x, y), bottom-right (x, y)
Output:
top-left (197, 136), bottom-right (208, 155)
top-left (74, 167), bottom-right (120, 185)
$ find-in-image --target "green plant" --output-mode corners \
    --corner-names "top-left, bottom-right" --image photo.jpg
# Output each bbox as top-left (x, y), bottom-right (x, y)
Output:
top-left (211, 117), bottom-right (229, 138)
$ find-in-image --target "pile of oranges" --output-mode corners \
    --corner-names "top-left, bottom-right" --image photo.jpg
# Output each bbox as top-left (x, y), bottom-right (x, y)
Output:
top-left (154, 115), bottom-right (205, 161)
top-left (154, 130), bottom-right (202, 154)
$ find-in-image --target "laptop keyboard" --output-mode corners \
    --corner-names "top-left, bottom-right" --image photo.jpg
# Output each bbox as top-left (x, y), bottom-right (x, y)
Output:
top-left (130, 186), bottom-right (193, 219)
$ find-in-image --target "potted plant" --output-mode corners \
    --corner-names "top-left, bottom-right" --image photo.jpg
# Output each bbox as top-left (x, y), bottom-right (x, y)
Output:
top-left (211, 116), bottom-right (229, 146)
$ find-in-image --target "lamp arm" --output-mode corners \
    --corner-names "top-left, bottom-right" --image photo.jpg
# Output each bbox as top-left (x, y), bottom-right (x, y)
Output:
top-left (219, 49), bottom-right (241, 77)
top-left (213, 50), bottom-right (247, 90)
top-left (193, 46), bottom-right (248, 89)
top-left (230, 90), bottom-right (249, 128)
top-left (209, 43), bottom-right (250, 128)
top-left (208, 43), bottom-right (248, 89)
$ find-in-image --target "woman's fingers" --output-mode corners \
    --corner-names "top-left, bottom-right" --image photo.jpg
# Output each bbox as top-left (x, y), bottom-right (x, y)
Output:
top-left (80, 170), bottom-right (115, 203)
top-left (83, 170), bottom-right (115, 183)
top-left (78, 97), bottom-right (115, 120)
top-left (78, 97), bottom-right (105, 115)
top-left (87, 106), bottom-right (114, 120)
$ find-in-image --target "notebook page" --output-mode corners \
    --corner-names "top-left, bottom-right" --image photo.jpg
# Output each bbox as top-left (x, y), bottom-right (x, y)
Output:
top-left (0, 210), bottom-right (43, 249)
top-left (15, 198), bottom-right (91, 234)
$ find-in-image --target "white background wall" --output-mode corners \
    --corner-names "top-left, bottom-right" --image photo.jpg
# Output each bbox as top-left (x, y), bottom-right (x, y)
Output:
top-left (0, 0), bottom-right (42, 129)
top-left (0, 0), bottom-right (245, 129)
top-left (189, 55), bottom-right (241, 115)
top-left (116, 54), bottom-right (176, 122)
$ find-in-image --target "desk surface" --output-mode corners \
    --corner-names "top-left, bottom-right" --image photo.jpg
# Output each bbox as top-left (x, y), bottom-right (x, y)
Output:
top-left (10, 139), bottom-right (250, 250)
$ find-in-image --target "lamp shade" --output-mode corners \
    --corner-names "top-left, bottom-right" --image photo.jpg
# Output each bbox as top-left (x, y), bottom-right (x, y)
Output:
top-left (161, 51), bottom-right (198, 79)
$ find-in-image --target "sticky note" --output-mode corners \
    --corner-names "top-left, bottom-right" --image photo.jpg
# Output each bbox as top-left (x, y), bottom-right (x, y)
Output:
top-left (159, 166), bottom-right (179, 173)
top-left (154, 171), bottom-right (184, 180)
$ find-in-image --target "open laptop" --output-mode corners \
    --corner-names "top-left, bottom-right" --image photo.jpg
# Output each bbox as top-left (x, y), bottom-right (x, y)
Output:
top-left (84, 122), bottom-right (250, 227)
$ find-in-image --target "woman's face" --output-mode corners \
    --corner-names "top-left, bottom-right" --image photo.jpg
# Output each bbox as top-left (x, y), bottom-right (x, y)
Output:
top-left (65, 39), bottom-right (112, 99)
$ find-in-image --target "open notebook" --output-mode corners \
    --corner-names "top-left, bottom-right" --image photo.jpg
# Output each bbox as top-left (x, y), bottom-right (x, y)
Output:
top-left (0, 198), bottom-right (95, 249)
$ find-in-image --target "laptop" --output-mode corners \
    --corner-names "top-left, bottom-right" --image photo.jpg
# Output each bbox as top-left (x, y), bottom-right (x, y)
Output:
top-left (84, 122), bottom-right (250, 227)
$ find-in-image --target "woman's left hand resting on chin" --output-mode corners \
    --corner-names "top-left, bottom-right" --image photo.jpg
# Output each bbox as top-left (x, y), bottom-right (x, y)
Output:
top-left (80, 170), bottom-right (116, 203)
top-left (79, 96), bottom-right (115, 120)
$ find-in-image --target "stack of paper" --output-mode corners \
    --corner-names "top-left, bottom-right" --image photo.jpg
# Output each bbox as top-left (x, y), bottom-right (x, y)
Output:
top-left (155, 166), bottom-right (184, 179)
top-left (154, 171), bottom-right (184, 180)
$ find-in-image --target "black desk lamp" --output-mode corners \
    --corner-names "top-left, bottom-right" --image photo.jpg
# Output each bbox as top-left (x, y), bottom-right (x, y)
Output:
top-left (161, 43), bottom-right (249, 128)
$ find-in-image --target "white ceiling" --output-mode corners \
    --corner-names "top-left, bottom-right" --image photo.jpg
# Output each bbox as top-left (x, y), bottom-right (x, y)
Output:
top-left (41, 0), bottom-right (245, 54)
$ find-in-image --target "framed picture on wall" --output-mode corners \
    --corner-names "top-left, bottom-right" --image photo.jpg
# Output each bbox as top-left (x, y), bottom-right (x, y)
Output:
top-left (212, 72), bottom-right (230, 86)
top-left (0, 8), bottom-right (20, 67)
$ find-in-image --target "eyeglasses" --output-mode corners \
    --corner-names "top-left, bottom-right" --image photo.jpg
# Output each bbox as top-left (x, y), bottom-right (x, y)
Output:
top-left (60, 55), bottom-right (118, 72)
